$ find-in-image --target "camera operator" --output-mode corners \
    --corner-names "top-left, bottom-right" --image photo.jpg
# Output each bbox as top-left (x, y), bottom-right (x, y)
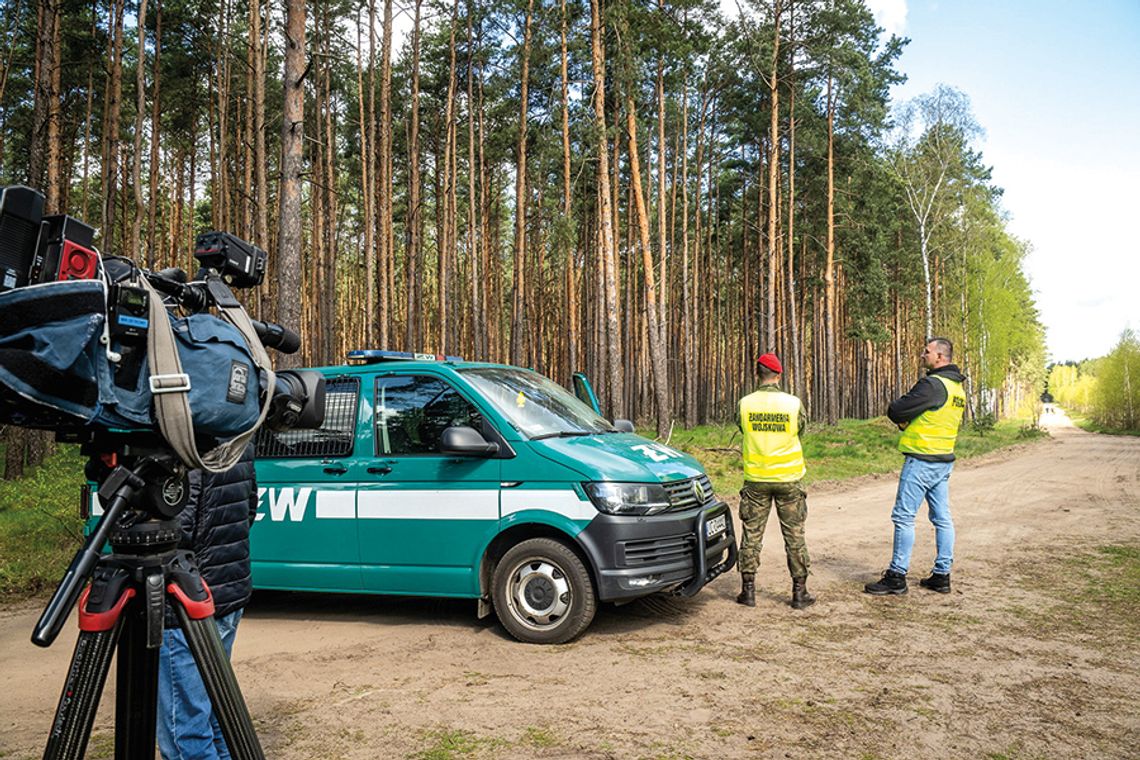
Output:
top-left (157, 443), bottom-right (258, 760)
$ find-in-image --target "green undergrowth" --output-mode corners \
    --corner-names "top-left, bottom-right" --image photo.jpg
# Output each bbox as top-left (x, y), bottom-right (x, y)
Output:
top-left (650, 416), bottom-right (1046, 496)
top-left (0, 444), bottom-right (86, 600)
top-left (1069, 413), bottom-right (1140, 436)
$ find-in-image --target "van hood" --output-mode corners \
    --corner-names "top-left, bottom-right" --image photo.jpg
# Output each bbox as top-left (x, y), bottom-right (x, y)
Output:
top-left (529, 432), bottom-right (707, 483)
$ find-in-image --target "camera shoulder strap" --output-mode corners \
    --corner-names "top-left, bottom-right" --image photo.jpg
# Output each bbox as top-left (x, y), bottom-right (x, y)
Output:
top-left (138, 276), bottom-right (276, 472)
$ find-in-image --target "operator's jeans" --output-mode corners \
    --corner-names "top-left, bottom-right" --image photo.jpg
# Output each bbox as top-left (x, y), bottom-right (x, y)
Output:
top-left (889, 456), bottom-right (955, 576)
top-left (157, 608), bottom-right (243, 760)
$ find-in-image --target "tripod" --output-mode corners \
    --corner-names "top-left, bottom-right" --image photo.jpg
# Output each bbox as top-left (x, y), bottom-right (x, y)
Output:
top-left (32, 447), bottom-right (265, 760)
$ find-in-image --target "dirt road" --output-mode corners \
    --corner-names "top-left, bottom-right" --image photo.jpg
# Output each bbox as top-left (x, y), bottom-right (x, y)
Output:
top-left (2, 412), bottom-right (1137, 759)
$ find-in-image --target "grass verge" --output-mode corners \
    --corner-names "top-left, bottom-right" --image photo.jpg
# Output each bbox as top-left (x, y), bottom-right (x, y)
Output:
top-left (0, 445), bottom-right (87, 600)
top-left (1068, 414), bottom-right (1140, 437)
top-left (653, 416), bottom-right (1046, 495)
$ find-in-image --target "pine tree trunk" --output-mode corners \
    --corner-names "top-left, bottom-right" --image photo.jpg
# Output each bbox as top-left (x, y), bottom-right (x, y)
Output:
top-left (379, 0), bottom-right (395, 347)
top-left (254, 0), bottom-right (268, 253)
top-left (129, 0), bottom-right (149, 258)
top-left (276, 0), bottom-right (305, 368)
top-left (405, 0), bottom-right (423, 350)
top-left (626, 102), bottom-right (669, 436)
top-left (146, 0), bottom-right (162, 266)
top-left (356, 8), bottom-right (374, 347)
top-left (824, 74), bottom-right (838, 423)
top-left (437, 0), bottom-right (458, 353)
top-left (99, 0), bottom-right (124, 249)
top-left (765, 0), bottom-right (781, 353)
top-left (3, 427), bottom-right (24, 480)
top-left (590, 0), bottom-right (622, 416)
top-left (681, 79), bottom-right (695, 427)
top-left (466, 1), bottom-right (481, 360)
top-left (560, 0), bottom-right (576, 379)
top-left (510, 0), bottom-right (534, 365)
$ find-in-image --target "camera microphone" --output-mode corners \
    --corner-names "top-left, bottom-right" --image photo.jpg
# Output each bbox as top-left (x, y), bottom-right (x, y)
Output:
top-left (250, 319), bottom-right (300, 354)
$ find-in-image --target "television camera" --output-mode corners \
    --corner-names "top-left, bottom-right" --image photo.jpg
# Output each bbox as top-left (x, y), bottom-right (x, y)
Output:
top-left (0, 184), bottom-right (325, 759)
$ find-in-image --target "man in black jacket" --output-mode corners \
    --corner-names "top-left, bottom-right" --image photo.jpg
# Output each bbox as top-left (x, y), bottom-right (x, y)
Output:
top-left (865, 337), bottom-right (967, 596)
top-left (157, 444), bottom-right (258, 760)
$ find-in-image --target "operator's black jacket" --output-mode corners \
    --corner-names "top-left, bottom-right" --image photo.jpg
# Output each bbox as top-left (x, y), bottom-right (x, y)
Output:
top-left (166, 444), bottom-right (258, 625)
top-left (887, 364), bottom-right (967, 463)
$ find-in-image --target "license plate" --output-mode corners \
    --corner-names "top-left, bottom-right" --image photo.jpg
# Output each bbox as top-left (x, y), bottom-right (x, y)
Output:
top-left (706, 513), bottom-right (726, 539)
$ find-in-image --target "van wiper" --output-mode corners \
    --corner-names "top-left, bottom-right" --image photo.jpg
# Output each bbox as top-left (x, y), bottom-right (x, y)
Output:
top-left (530, 431), bottom-right (593, 441)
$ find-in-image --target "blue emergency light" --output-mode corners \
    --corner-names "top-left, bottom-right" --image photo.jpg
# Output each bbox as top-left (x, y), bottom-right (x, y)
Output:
top-left (347, 349), bottom-right (464, 364)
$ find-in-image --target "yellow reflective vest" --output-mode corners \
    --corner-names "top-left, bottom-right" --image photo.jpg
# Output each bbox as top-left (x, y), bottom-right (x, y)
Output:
top-left (740, 388), bottom-right (805, 482)
top-left (898, 375), bottom-right (967, 456)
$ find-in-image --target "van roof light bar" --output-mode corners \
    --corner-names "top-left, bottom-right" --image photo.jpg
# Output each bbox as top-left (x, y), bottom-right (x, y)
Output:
top-left (347, 349), bottom-right (464, 364)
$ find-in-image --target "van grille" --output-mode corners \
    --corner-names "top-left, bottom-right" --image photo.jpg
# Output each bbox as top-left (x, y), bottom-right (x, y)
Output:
top-left (620, 533), bottom-right (695, 566)
top-left (662, 475), bottom-right (716, 511)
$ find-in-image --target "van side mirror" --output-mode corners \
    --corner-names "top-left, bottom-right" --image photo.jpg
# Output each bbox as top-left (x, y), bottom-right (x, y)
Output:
top-left (612, 419), bottom-right (635, 433)
top-left (440, 426), bottom-right (500, 457)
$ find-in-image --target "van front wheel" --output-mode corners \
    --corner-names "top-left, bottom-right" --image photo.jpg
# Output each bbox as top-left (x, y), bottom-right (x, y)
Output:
top-left (492, 538), bottom-right (596, 644)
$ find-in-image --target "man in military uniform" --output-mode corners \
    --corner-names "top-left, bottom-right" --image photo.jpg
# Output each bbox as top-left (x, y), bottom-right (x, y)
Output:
top-left (736, 353), bottom-right (814, 610)
top-left (865, 337), bottom-right (967, 596)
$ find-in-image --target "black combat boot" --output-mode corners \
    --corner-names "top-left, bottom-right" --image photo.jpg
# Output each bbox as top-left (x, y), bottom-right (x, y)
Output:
top-left (864, 569), bottom-right (908, 595)
top-left (919, 572), bottom-right (951, 593)
top-left (736, 573), bottom-right (756, 607)
top-left (791, 577), bottom-right (815, 609)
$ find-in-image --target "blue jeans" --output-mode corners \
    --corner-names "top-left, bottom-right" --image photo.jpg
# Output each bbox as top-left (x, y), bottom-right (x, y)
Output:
top-left (157, 609), bottom-right (243, 760)
top-left (889, 457), bottom-right (955, 575)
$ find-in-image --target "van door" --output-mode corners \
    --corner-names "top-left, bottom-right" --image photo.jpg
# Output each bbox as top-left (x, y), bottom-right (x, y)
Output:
top-left (251, 375), bottom-right (365, 591)
top-left (358, 372), bottom-right (502, 596)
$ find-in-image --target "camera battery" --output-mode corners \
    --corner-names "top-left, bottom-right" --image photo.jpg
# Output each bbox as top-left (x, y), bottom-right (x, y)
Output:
top-left (0, 185), bottom-right (45, 292)
top-left (31, 214), bottom-right (99, 283)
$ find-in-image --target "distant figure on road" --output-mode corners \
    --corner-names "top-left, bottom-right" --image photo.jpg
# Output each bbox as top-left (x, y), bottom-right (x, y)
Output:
top-left (865, 337), bottom-right (967, 597)
top-left (736, 352), bottom-right (815, 610)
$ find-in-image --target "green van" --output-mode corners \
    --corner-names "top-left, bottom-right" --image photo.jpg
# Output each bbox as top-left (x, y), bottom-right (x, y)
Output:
top-left (244, 351), bottom-right (735, 644)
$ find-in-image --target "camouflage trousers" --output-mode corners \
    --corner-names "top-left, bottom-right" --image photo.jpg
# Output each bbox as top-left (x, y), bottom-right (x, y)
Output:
top-left (737, 480), bottom-right (811, 579)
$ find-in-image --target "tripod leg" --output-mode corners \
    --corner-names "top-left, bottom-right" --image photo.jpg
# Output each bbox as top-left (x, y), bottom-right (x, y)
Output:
top-left (114, 593), bottom-right (161, 760)
top-left (43, 574), bottom-right (134, 760)
top-left (171, 593), bottom-right (265, 760)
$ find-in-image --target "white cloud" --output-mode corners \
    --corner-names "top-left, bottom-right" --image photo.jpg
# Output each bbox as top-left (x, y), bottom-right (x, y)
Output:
top-left (865, 0), bottom-right (908, 37)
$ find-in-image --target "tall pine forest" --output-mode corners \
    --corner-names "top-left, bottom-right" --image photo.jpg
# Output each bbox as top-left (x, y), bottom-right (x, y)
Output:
top-left (0, 0), bottom-right (1045, 435)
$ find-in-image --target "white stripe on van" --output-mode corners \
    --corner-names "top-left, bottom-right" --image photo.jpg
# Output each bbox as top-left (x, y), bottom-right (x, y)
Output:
top-left (357, 489), bottom-right (499, 520)
top-left (315, 490), bottom-right (355, 519)
top-left (502, 489), bottom-right (597, 522)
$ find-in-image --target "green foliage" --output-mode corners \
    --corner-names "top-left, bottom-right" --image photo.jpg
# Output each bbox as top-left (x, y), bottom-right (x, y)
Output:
top-left (1049, 330), bottom-right (1140, 432)
top-left (0, 446), bottom-right (87, 599)
top-left (970, 411), bottom-right (996, 436)
top-left (1091, 329), bottom-right (1140, 431)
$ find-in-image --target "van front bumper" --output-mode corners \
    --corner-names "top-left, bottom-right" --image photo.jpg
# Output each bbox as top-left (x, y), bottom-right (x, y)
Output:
top-left (577, 501), bottom-right (737, 602)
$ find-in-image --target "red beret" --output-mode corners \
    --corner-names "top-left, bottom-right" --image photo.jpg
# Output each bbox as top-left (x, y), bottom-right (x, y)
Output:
top-left (757, 353), bottom-right (783, 373)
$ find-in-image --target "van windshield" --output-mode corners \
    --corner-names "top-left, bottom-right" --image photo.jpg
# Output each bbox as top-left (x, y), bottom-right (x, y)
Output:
top-left (459, 367), bottom-right (615, 439)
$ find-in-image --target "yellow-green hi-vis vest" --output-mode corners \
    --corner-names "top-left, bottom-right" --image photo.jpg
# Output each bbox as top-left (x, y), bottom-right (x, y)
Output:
top-left (740, 389), bottom-right (805, 483)
top-left (898, 375), bottom-right (967, 456)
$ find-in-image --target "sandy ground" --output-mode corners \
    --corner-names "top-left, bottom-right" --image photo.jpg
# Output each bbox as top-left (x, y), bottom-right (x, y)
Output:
top-left (2, 411), bottom-right (1138, 760)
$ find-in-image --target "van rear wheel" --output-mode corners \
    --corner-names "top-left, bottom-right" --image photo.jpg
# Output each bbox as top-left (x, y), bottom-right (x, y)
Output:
top-left (492, 538), bottom-right (596, 644)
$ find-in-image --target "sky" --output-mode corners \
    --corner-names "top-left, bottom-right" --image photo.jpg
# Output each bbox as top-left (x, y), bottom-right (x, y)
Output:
top-left (864, 0), bottom-right (1140, 363)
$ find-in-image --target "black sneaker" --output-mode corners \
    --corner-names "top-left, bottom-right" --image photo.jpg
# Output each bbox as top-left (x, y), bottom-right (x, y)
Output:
top-left (864, 570), bottom-right (908, 595)
top-left (919, 572), bottom-right (951, 594)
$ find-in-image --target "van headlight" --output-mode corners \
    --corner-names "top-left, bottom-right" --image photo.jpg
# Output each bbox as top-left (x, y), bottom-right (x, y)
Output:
top-left (584, 482), bottom-right (672, 516)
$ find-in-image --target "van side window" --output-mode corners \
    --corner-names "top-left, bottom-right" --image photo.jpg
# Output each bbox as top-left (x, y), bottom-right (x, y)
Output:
top-left (255, 376), bottom-right (359, 459)
top-left (375, 375), bottom-right (483, 455)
